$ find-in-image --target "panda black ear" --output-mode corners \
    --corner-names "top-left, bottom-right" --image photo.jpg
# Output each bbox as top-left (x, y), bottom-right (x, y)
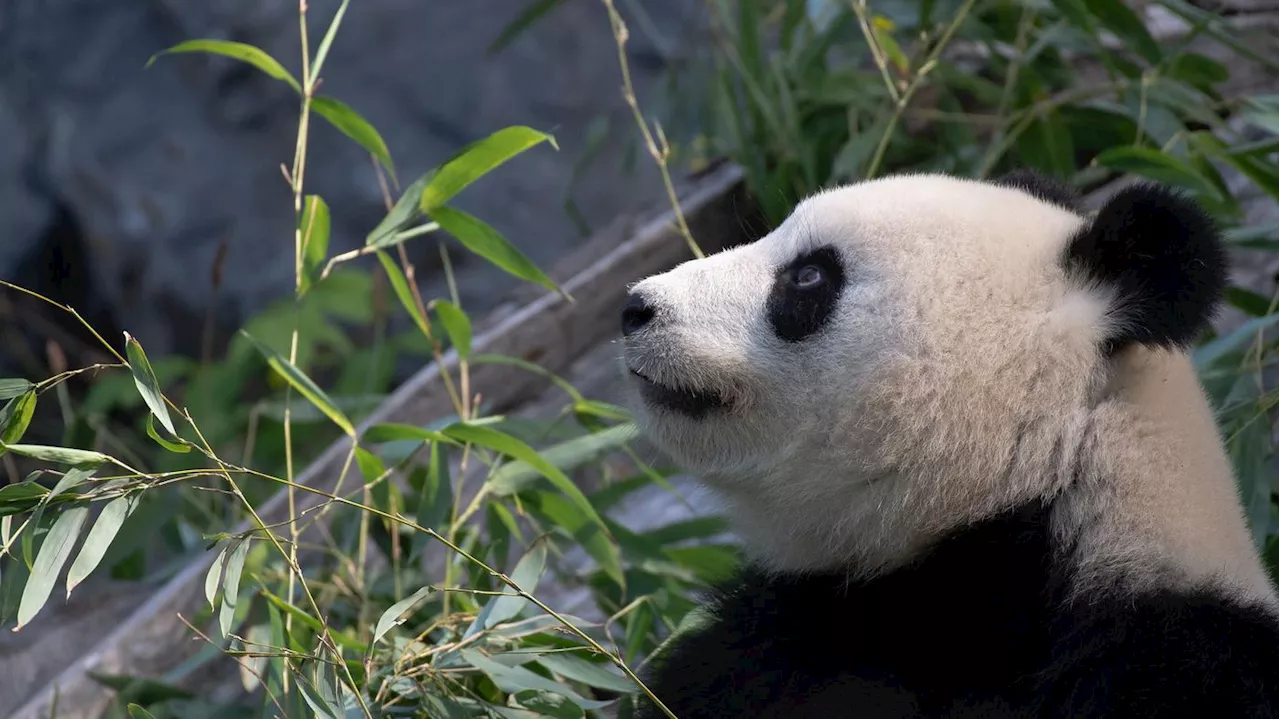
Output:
top-left (1064, 183), bottom-right (1227, 352)
top-left (993, 169), bottom-right (1082, 213)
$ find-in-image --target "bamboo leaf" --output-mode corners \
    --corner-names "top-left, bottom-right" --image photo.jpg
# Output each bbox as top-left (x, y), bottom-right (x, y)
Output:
top-left (17, 506), bottom-right (89, 629)
top-left (299, 195), bottom-right (332, 296)
top-left (124, 332), bottom-right (176, 437)
top-left (313, 96), bottom-right (395, 179)
top-left (420, 127), bottom-right (556, 212)
top-left (0, 390), bottom-right (37, 446)
top-left (432, 300), bottom-right (472, 359)
top-left (373, 586), bottom-right (434, 644)
top-left (147, 40), bottom-right (300, 94)
top-left (484, 541), bottom-right (547, 628)
top-left (375, 251), bottom-right (433, 340)
top-left (432, 206), bottom-right (562, 295)
top-left (66, 494), bottom-right (137, 597)
top-left (240, 330), bottom-right (356, 437)
top-left (1, 444), bottom-right (111, 466)
top-left (219, 538), bottom-right (251, 638)
top-left (0, 379), bottom-right (32, 401)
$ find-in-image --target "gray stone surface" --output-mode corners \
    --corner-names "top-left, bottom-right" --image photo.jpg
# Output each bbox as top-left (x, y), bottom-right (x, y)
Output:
top-left (0, 0), bottom-right (701, 357)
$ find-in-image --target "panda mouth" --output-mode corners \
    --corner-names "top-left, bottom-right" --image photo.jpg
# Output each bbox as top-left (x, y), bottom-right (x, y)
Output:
top-left (629, 369), bottom-right (729, 419)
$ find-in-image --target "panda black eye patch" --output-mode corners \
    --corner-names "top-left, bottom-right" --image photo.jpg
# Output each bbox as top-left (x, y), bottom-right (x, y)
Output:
top-left (767, 245), bottom-right (846, 343)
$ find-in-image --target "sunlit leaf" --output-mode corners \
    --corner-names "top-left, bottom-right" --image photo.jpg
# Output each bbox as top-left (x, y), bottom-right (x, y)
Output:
top-left (432, 206), bottom-right (562, 295)
top-left (49, 463), bottom-right (100, 500)
top-left (66, 494), bottom-right (137, 597)
top-left (147, 40), bottom-right (300, 94)
top-left (420, 127), bottom-right (556, 212)
top-left (145, 415), bottom-right (191, 454)
top-left (0, 390), bottom-right (36, 446)
top-left (205, 544), bottom-right (229, 611)
top-left (488, 423), bottom-right (639, 495)
top-left (537, 653), bottom-right (637, 693)
top-left (313, 96), bottom-right (395, 179)
top-left (364, 423), bottom-right (453, 445)
top-left (124, 332), bottom-right (176, 437)
top-left (460, 650), bottom-right (610, 710)
top-left (373, 586), bottom-right (433, 644)
top-left (240, 330), bottom-right (356, 437)
top-left (375, 251), bottom-right (433, 340)
top-left (432, 300), bottom-right (472, 359)
top-left (17, 506), bottom-right (89, 629)
top-left (366, 173), bottom-right (435, 247)
top-left (299, 195), bottom-right (332, 296)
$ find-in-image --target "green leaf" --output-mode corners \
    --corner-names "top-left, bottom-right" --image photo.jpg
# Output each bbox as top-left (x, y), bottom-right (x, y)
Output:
top-left (49, 463), bottom-right (100, 500)
top-left (1083, 0), bottom-right (1161, 64)
top-left (414, 441), bottom-right (453, 534)
top-left (127, 704), bottom-right (157, 719)
top-left (66, 494), bottom-right (137, 597)
top-left (295, 670), bottom-right (342, 719)
top-left (240, 330), bottom-right (355, 437)
top-left (513, 691), bottom-right (585, 719)
top-left (309, 0), bottom-right (350, 84)
top-left (443, 422), bottom-right (606, 532)
top-left (364, 423), bottom-right (452, 445)
top-left (147, 40), bottom-right (300, 94)
top-left (372, 586), bottom-right (433, 644)
top-left (205, 544), bottom-right (229, 611)
top-left (145, 415), bottom-right (191, 453)
top-left (299, 195), bottom-right (332, 296)
top-left (0, 379), bottom-right (32, 401)
top-left (261, 589), bottom-right (368, 653)
top-left (420, 127), bottom-right (555, 212)
top-left (432, 300), bottom-right (473, 359)
top-left (125, 332), bottom-right (176, 437)
top-left (1239, 95), bottom-right (1279, 135)
top-left (219, 538), bottom-right (251, 638)
top-left (313, 95), bottom-right (395, 179)
top-left (0, 481), bottom-right (49, 517)
top-left (489, 423), bottom-right (639, 495)
top-left (459, 650), bottom-right (610, 710)
top-left (870, 17), bottom-right (908, 74)
top-left (0, 390), bottom-right (36, 446)
top-left (354, 446), bottom-right (387, 486)
top-left (529, 491), bottom-right (624, 590)
top-left (1093, 147), bottom-right (1217, 197)
top-left (1195, 315), bottom-right (1278, 368)
top-left (366, 172), bottom-right (435, 247)
top-left (487, 0), bottom-right (568, 55)
top-left (17, 506), bottom-right (89, 629)
top-left (537, 653), bottom-right (637, 693)
top-left (375, 251), bottom-right (433, 340)
top-left (485, 541), bottom-right (547, 628)
top-left (432, 206), bottom-right (562, 295)
top-left (0, 444), bottom-right (111, 466)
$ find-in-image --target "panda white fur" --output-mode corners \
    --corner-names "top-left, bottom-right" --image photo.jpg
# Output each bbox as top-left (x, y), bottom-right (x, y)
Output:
top-left (617, 170), bottom-right (1278, 718)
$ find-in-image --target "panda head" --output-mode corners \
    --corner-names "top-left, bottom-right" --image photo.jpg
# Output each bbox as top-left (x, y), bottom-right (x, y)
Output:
top-left (619, 171), bottom-right (1229, 575)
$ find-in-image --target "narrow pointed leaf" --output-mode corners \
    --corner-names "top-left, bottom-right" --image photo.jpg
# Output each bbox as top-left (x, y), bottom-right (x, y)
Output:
top-left (1094, 147), bottom-right (1217, 197)
top-left (489, 423), bottom-right (639, 495)
top-left (205, 545), bottom-right (229, 611)
top-left (49, 463), bottom-right (100, 499)
top-left (66, 494), bottom-right (137, 597)
top-left (128, 705), bottom-right (157, 719)
top-left (366, 172), bottom-right (435, 247)
top-left (375, 251), bottom-right (433, 339)
top-left (432, 300), bottom-right (472, 359)
top-left (1, 444), bottom-right (111, 466)
top-left (485, 541), bottom-right (547, 628)
top-left (295, 671), bottom-right (342, 719)
top-left (459, 650), bottom-right (609, 710)
top-left (309, 0), bottom-right (351, 84)
top-left (0, 379), bottom-right (33, 401)
top-left (146, 415), bottom-right (191, 453)
top-left (537, 653), bottom-right (637, 693)
top-left (373, 586), bottom-right (434, 644)
top-left (147, 40), bottom-right (300, 94)
top-left (364, 423), bottom-right (453, 445)
top-left (125, 332), bottom-right (176, 437)
top-left (219, 538), bottom-right (251, 638)
top-left (240, 330), bottom-right (355, 437)
top-left (17, 506), bottom-right (89, 629)
top-left (0, 390), bottom-right (36, 445)
top-left (299, 195), bottom-right (332, 296)
top-left (313, 96), bottom-right (395, 178)
top-left (420, 127), bottom-right (555, 211)
top-left (442, 422), bottom-right (607, 536)
top-left (432, 206), bottom-right (561, 295)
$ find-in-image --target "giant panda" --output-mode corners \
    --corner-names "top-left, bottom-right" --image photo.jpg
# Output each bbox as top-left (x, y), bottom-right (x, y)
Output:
top-left (616, 170), bottom-right (1278, 718)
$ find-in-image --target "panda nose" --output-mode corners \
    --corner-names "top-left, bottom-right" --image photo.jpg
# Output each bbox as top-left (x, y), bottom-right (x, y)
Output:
top-left (620, 292), bottom-right (656, 337)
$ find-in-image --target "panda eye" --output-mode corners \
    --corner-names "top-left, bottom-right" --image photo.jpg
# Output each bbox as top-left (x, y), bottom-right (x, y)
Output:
top-left (793, 265), bottom-right (824, 289)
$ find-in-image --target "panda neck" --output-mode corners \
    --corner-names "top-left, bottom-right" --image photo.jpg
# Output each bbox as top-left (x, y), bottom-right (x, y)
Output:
top-left (1054, 346), bottom-right (1274, 602)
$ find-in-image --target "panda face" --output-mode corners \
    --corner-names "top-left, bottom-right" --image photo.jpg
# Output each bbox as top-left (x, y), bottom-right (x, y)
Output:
top-left (619, 174), bottom-right (1114, 571)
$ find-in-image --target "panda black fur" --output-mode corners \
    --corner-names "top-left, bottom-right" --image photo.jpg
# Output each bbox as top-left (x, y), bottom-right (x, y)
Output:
top-left (617, 170), bottom-right (1278, 718)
